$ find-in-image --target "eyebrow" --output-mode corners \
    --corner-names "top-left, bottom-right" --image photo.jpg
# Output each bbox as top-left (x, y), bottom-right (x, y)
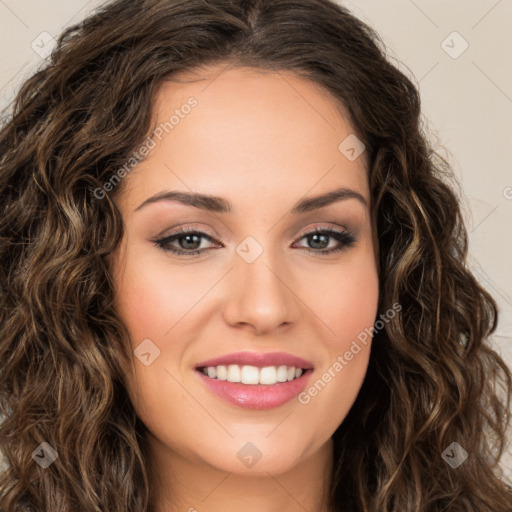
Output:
top-left (133, 186), bottom-right (367, 214)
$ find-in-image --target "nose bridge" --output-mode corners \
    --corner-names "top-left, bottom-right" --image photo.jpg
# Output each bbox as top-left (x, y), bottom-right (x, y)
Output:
top-left (222, 236), bottom-right (296, 333)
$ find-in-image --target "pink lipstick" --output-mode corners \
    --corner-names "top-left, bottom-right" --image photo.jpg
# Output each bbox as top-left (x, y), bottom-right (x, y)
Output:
top-left (194, 351), bottom-right (314, 409)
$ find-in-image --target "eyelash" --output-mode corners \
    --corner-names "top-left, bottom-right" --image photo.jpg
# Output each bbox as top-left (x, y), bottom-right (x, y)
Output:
top-left (153, 225), bottom-right (357, 257)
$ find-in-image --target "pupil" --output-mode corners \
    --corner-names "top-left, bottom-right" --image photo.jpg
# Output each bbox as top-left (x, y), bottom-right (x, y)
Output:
top-left (182, 234), bottom-right (200, 249)
top-left (310, 233), bottom-right (328, 249)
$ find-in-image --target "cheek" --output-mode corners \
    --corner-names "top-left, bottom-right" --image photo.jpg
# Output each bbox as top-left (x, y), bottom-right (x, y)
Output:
top-left (303, 251), bottom-right (378, 417)
top-left (113, 252), bottom-right (213, 342)
top-left (314, 250), bottom-right (379, 348)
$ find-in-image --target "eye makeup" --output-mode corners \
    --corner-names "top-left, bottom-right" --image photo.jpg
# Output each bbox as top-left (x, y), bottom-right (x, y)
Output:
top-left (152, 224), bottom-right (357, 258)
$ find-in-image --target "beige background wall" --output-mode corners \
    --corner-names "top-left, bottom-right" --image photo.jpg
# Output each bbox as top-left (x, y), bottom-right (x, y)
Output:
top-left (1, 0), bottom-right (511, 482)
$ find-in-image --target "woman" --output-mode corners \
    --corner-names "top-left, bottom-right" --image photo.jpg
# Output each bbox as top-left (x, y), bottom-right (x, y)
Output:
top-left (0, 0), bottom-right (511, 510)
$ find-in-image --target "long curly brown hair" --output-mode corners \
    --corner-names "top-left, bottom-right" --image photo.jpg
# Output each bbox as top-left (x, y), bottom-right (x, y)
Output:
top-left (0, 0), bottom-right (511, 510)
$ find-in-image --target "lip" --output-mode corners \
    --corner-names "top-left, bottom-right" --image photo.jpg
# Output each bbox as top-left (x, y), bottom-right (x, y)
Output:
top-left (195, 351), bottom-right (314, 370)
top-left (195, 368), bottom-right (314, 410)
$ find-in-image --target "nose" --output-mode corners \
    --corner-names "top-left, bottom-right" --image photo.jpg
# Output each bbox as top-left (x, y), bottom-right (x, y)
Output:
top-left (222, 251), bottom-right (299, 335)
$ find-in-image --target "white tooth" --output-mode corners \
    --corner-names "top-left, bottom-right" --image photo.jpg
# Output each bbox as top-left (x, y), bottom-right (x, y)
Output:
top-left (259, 366), bottom-right (278, 385)
top-left (226, 364), bottom-right (241, 383)
top-left (216, 365), bottom-right (227, 380)
top-left (241, 365), bottom-right (260, 384)
top-left (205, 364), bottom-right (302, 385)
top-left (276, 365), bottom-right (288, 382)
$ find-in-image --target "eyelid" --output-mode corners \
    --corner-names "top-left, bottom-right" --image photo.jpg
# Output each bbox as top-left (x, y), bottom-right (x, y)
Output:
top-left (155, 224), bottom-right (219, 241)
top-left (156, 222), bottom-right (351, 243)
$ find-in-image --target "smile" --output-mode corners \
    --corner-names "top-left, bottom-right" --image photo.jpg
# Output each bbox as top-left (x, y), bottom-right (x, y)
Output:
top-left (195, 365), bottom-right (313, 410)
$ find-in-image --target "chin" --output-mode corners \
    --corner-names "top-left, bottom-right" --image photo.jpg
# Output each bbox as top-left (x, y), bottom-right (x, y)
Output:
top-left (193, 434), bottom-right (312, 476)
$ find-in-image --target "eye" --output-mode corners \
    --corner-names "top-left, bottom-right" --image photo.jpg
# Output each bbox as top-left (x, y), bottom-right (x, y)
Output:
top-left (293, 227), bottom-right (356, 254)
top-left (153, 226), bottom-right (219, 256)
top-left (152, 226), bottom-right (356, 257)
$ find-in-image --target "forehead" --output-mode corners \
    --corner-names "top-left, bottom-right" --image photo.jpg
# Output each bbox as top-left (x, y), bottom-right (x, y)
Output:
top-left (119, 65), bottom-right (369, 213)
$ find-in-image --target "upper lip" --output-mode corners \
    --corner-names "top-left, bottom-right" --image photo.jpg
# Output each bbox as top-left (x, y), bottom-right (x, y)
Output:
top-left (195, 351), bottom-right (314, 370)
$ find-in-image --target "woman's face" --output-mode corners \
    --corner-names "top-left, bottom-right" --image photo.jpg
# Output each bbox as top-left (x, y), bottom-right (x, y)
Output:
top-left (109, 64), bottom-right (379, 476)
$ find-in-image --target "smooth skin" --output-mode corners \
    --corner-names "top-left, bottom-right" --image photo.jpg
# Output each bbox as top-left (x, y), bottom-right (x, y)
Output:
top-left (109, 63), bottom-right (380, 512)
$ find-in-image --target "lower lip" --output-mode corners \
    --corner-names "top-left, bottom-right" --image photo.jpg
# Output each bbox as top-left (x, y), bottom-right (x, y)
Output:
top-left (196, 369), bottom-right (313, 409)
